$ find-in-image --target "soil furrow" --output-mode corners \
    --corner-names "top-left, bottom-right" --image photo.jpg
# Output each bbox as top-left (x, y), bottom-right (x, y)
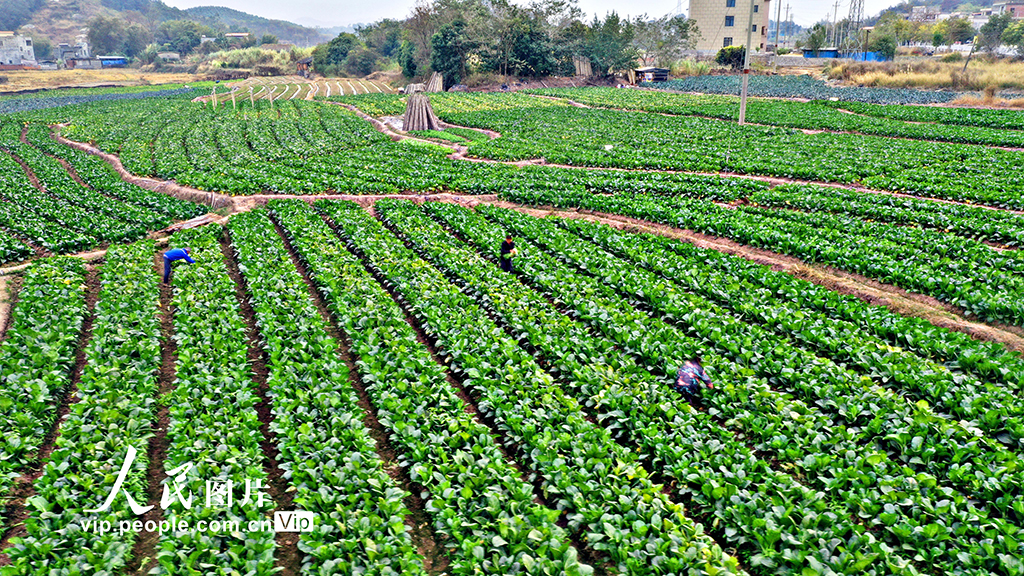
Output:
top-left (124, 252), bottom-right (179, 576)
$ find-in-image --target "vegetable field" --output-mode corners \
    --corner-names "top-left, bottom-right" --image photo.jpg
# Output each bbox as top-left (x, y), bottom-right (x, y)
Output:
top-left (1, 198), bottom-right (1023, 575)
top-left (2, 82), bottom-right (1024, 574)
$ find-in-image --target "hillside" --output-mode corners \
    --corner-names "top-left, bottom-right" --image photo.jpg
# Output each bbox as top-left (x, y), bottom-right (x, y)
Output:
top-left (183, 6), bottom-right (330, 46)
top-left (17, 0), bottom-right (328, 50)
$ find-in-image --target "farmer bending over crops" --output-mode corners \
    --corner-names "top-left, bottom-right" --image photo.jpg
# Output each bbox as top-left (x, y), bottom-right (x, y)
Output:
top-left (499, 235), bottom-right (517, 272)
top-left (673, 356), bottom-right (713, 401)
top-left (163, 247), bottom-right (195, 283)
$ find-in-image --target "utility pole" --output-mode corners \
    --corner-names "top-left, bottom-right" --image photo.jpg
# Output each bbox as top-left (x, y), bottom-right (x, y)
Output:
top-left (774, 0), bottom-right (782, 50)
top-left (739, 0), bottom-right (757, 125)
top-left (783, 4), bottom-right (790, 48)
top-left (832, 0), bottom-right (841, 47)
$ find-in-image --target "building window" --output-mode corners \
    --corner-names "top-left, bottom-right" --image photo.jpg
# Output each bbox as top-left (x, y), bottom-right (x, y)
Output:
top-left (754, 4), bottom-right (759, 11)
top-left (725, 16), bottom-right (735, 26)
top-left (726, 0), bottom-right (735, 6)
top-left (752, 24), bottom-right (758, 32)
top-left (723, 37), bottom-right (733, 47)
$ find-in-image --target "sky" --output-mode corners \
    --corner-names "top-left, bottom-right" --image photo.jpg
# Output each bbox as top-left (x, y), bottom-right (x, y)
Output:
top-left (161, 0), bottom-right (900, 30)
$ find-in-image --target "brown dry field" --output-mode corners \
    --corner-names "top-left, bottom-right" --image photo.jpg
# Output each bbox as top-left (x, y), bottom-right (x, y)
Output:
top-left (0, 70), bottom-right (205, 93)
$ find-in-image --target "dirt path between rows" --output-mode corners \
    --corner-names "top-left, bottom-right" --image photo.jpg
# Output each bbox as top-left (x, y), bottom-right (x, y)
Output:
top-left (486, 200), bottom-right (1024, 353)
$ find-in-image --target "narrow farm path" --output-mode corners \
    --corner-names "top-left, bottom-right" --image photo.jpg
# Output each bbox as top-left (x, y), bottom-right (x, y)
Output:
top-left (124, 250), bottom-right (180, 575)
top-left (265, 214), bottom-right (451, 575)
top-left (219, 227), bottom-right (302, 576)
top-left (0, 274), bottom-right (21, 343)
top-left (0, 265), bottom-right (101, 565)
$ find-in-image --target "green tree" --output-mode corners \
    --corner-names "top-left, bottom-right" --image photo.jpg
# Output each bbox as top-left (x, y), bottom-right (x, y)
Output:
top-left (979, 12), bottom-right (1012, 53)
top-left (259, 34), bottom-right (279, 45)
top-left (398, 40), bottom-right (418, 77)
top-left (431, 19), bottom-right (476, 88)
top-left (945, 16), bottom-right (975, 44)
top-left (345, 47), bottom-right (378, 76)
top-left (633, 14), bottom-right (700, 66)
top-left (121, 23), bottom-right (152, 58)
top-left (87, 15), bottom-right (126, 55)
top-left (358, 19), bottom-right (403, 58)
top-left (870, 34), bottom-right (897, 60)
top-left (155, 20), bottom-right (206, 55)
top-left (1003, 20), bottom-right (1024, 57)
top-left (313, 32), bottom-right (358, 74)
top-left (714, 45), bottom-right (744, 69)
top-left (804, 24), bottom-right (826, 55)
top-left (586, 12), bottom-right (638, 75)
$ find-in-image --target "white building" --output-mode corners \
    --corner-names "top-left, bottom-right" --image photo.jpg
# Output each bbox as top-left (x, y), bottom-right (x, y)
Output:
top-left (688, 0), bottom-right (772, 54)
top-left (0, 32), bottom-right (37, 66)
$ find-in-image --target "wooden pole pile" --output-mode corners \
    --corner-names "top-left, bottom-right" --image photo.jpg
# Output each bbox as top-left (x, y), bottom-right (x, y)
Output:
top-left (403, 93), bottom-right (442, 131)
top-left (425, 71), bottom-right (444, 93)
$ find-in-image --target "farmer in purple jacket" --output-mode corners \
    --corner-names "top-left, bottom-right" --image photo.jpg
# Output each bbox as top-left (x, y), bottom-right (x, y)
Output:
top-left (162, 247), bottom-right (195, 283)
top-left (673, 356), bottom-right (713, 401)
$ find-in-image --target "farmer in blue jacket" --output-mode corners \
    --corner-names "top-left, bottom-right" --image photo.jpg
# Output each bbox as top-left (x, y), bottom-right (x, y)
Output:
top-left (163, 247), bottom-right (195, 283)
top-left (673, 356), bottom-right (713, 401)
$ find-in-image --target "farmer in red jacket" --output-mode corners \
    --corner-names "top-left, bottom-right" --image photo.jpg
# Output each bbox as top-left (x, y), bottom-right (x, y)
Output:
top-left (162, 247), bottom-right (195, 283)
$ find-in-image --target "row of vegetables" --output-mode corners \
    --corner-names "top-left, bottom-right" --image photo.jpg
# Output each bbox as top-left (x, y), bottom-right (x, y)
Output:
top-left (647, 75), bottom-right (960, 104)
top-left (0, 87), bottom-right (197, 116)
top-left (314, 199), bottom-right (743, 575)
top-left (0, 258), bottom-right (88, 522)
top-left (154, 225), bottom-right (276, 574)
top-left (526, 88), bottom-right (1024, 148)
top-left (501, 188), bottom-right (1024, 326)
top-left (227, 209), bottom-right (426, 575)
top-left (482, 206), bottom-right (1024, 496)
top-left (818, 99), bottom-right (1024, 130)
top-left (750, 184), bottom-right (1024, 247)
top-left (3, 242), bottom-right (160, 574)
top-left (0, 117), bottom-right (203, 265)
top-left (267, 199), bottom-right (593, 575)
top-left (418, 201), bottom-right (1023, 575)
top-left (426, 102), bottom-right (1024, 209)
top-left (374, 198), bottom-right (914, 574)
top-left (24, 124), bottom-right (204, 222)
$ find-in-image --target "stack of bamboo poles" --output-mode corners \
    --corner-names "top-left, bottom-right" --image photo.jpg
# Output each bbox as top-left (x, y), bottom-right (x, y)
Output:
top-left (403, 93), bottom-right (442, 131)
top-left (425, 71), bottom-right (444, 93)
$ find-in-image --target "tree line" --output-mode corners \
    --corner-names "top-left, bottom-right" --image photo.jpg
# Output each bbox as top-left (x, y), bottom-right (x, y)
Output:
top-left (312, 0), bottom-right (700, 87)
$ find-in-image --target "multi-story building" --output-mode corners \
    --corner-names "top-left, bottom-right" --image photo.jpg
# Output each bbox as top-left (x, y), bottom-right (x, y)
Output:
top-left (688, 0), bottom-right (772, 53)
top-left (0, 32), bottom-right (37, 66)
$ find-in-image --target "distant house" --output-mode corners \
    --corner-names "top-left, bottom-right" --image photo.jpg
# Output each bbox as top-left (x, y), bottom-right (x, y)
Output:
top-left (633, 66), bottom-right (670, 83)
top-left (0, 32), bottom-right (36, 66)
top-left (55, 42), bottom-right (89, 61)
top-left (98, 55), bottom-right (128, 68)
top-left (296, 56), bottom-right (313, 77)
top-left (38, 60), bottom-right (58, 70)
top-left (67, 57), bottom-right (102, 69)
top-left (157, 52), bottom-right (181, 61)
top-left (995, 2), bottom-right (1024, 18)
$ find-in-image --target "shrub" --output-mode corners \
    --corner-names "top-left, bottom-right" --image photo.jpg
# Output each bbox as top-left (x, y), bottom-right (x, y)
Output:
top-left (715, 45), bottom-right (745, 70)
top-left (941, 52), bottom-right (963, 63)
